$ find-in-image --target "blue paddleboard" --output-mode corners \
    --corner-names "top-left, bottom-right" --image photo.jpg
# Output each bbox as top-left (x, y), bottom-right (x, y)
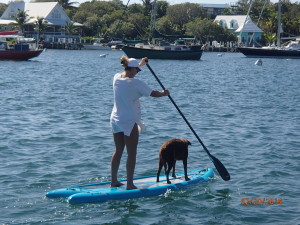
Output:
top-left (46, 168), bottom-right (213, 203)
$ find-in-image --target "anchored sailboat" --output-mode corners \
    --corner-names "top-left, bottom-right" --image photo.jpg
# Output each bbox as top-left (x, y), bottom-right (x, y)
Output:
top-left (238, 0), bottom-right (300, 58)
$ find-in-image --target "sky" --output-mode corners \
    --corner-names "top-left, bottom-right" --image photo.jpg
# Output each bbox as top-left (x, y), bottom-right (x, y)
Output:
top-left (0, 0), bottom-right (298, 5)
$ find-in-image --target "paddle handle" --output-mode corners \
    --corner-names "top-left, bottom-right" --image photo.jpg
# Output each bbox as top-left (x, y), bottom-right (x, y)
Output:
top-left (146, 64), bottom-right (212, 158)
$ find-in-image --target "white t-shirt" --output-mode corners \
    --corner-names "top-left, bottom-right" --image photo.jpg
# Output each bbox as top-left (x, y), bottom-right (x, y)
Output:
top-left (110, 73), bottom-right (152, 136)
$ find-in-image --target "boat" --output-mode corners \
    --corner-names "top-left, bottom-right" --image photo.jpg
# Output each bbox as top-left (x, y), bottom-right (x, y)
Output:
top-left (83, 43), bottom-right (110, 50)
top-left (82, 38), bottom-right (110, 50)
top-left (45, 168), bottom-right (213, 203)
top-left (108, 40), bottom-right (124, 50)
top-left (0, 31), bottom-right (43, 60)
top-left (238, 0), bottom-right (300, 58)
top-left (238, 38), bottom-right (300, 58)
top-left (122, 40), bottom-right (203, 60)
top-left (121, 0), bottom-right (203, 60)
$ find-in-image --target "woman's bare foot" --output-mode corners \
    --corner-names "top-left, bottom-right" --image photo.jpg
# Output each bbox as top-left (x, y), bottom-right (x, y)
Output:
top-left (111, 181), bottom-right (124, 187)
top-left (126, 184), bottom-right (138, 190)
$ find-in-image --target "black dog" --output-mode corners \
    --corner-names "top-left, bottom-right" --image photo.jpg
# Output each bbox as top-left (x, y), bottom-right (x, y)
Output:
top-left (157, 138), bottom-right (191, 184)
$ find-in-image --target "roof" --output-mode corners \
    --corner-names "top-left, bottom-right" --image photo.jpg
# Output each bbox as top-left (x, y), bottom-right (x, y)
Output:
top-left (200, 4), bottom-right (231, 9)
top-left (25, 2), bottom-right (61, 22)
top-left (214, 15), bottom-right (263, 33)
top-left (0, 1), bottom-right (81, 26)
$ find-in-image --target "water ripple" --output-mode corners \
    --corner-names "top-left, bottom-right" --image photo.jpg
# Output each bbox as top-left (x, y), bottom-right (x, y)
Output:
top-left (0, 51), bottom-right (299, 224)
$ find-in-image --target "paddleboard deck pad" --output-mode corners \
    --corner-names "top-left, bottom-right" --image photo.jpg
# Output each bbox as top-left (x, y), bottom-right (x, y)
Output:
top-left (46, 168), bottom-right (213, 203)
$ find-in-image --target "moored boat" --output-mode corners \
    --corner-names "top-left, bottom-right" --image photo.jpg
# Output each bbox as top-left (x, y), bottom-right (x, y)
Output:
top-left (0, 48), bottom-right (43, 60)
top-left (238, 0), bottom-right (300, 59)
top-left (82, 38), bottom-right (110, 50)
top-left (0, 31), bottom-right (43, 60)
top-left (122, 43), bottom-right (203, 60)
top-left (121, 0), bottom-right (203, 60)
top-left (83, 43), bottom-right (110, 50)
top-left (238, 39), bottom-right (300, 58)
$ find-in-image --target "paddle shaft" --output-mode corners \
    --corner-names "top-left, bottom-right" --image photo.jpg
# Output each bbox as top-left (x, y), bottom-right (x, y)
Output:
top-left (146, 63), bottom-right (230, 181)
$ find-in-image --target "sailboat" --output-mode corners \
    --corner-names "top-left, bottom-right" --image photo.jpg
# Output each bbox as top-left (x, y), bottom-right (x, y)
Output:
top-left (0, 31), bottom-right (43, 60)
top-left (238, 0), bottom-right (300, 58)
top-left (122, 0), bottom-right (203, 60)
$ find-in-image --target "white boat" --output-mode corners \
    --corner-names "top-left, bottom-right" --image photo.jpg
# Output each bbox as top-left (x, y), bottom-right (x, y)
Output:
top-left (82, 38), bottom-right (110, 50)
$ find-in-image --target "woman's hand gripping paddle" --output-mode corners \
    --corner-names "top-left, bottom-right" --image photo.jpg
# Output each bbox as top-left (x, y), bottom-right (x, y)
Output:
top-left (146, 63), bottom-right (230, 181)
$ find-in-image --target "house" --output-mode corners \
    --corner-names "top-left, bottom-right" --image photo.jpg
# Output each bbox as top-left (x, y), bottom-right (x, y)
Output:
top-left (0, 0), bottom-right (82, 43)
top-left (214, 15), bottom-right (263, 46)
top-left (199, 4), bottom-right (232, 18)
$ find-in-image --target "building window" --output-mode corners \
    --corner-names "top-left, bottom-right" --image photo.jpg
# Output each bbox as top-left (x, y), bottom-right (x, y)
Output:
top-left (230, 20), bottom-right (237, 29)
top-left (219, 20), bottom-right (226, 28)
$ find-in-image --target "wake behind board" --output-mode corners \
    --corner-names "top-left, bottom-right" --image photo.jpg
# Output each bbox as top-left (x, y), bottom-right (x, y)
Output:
top-left (46, 168), bottom-right (213, 203)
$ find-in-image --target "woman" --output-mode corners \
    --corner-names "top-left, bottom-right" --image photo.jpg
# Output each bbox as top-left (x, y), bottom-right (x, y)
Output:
top-left (110, 56), bottom-right (169, 190)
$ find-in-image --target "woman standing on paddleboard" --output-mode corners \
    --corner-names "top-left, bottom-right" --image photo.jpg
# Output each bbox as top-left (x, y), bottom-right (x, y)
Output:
top-left (110, 56), bottom-right (169, 190)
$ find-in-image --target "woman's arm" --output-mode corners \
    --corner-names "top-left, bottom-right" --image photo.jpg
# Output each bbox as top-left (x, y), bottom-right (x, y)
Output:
top-left (150, 89), bottom-right (170, 98)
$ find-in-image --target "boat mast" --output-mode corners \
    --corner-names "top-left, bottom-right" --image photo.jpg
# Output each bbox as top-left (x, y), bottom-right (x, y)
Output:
top-left (277, 0), bottom-right (281, 47)
top-left (151, 0), bottom-right (157, 31)
top-left (239, 0), bottom-right (253, 45)
top-left (149, 0), bottom-right (157, 44)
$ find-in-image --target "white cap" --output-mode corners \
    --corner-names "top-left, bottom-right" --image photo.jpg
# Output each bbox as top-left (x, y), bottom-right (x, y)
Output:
top-left (127, 58), bottom-right (141, 71)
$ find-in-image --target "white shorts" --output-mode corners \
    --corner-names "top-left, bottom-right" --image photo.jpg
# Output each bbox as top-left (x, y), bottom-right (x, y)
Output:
top-left (110, 120), bottom-right (145, 136)
top-left (110, 120), bottom-right (135, 136)
top-left (110, 120), bottom-right (124, 134)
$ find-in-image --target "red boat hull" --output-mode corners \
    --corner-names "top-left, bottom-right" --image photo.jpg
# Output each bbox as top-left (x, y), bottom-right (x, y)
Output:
top-left (0, 49), bottom-right (43, 60)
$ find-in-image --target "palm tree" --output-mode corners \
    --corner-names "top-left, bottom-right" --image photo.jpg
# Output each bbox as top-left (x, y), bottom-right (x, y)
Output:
top-left (65, 21), bottom-right (78, 36)
top-left (15, 10), bottom-right (32, 35)
top-left (57, 0), bottom-right (78, 10)
top-left (34, 17), bottom-right (48, 43)
top-left (264, 32), bottom-right (277, 46)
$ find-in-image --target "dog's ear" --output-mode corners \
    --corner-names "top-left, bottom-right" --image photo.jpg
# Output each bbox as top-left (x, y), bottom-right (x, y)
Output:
top-left (181, 138), bottom-right (191, 145)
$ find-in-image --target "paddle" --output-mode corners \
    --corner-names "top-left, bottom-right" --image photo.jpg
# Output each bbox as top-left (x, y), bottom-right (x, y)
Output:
top-left (146, 63), bottom-right (230, 181)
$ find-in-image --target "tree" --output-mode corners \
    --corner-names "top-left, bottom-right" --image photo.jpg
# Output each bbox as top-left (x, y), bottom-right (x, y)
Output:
top-left (14, 10), bottom-right (32, 34)
top-left (156, 16), bottom-right (180, 35)
top-left (64, 21), bottom-right (78, 38)
top-left (166, 3), bottom-right (207, 34)
top-left (185, 18), bottom-right (237, 43)
top-left (156, 0), bottom-right (169, 19)
top-left (0, 3), bottom-right (7, 16)
top-left (141, 0), bottom-right (152, 17)
top-left (263, 32), bottom-right (276, 46)
top-left (57, 0), bottom-right (78, 10)
top-left (108, 20), bottom-right (135, 39)
top-left (72, 1), bottom-right (122, 37)
top-left (280, 1), bottom-right (300, 36)
top-left (34, 17), bottom-right (48, 42)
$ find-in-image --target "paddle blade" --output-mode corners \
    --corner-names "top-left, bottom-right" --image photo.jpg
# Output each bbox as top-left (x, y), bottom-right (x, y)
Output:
top-left (210, 155), bottom-right (230, 181)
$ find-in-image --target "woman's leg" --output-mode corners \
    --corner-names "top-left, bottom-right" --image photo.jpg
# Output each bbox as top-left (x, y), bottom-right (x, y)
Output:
top-left (111, 132), bottom-right (125, 187)
top-left (124, 124), bottom-right (139, 190)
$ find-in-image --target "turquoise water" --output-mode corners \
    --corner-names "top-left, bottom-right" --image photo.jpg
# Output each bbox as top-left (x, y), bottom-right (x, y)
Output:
top-left (1, 50), bottom-right (299, 224)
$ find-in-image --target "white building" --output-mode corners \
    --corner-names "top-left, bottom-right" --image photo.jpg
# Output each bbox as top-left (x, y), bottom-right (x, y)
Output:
top-left (199, 4), bottom-right (231, 17)
top-left (215, 15), bottom-right (263, 46)
top-left (0, 0), bottom-right (82, 43)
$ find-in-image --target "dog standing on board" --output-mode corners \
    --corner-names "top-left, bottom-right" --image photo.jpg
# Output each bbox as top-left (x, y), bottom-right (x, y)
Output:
top-left (157, 138), bottom-right (191, 184)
